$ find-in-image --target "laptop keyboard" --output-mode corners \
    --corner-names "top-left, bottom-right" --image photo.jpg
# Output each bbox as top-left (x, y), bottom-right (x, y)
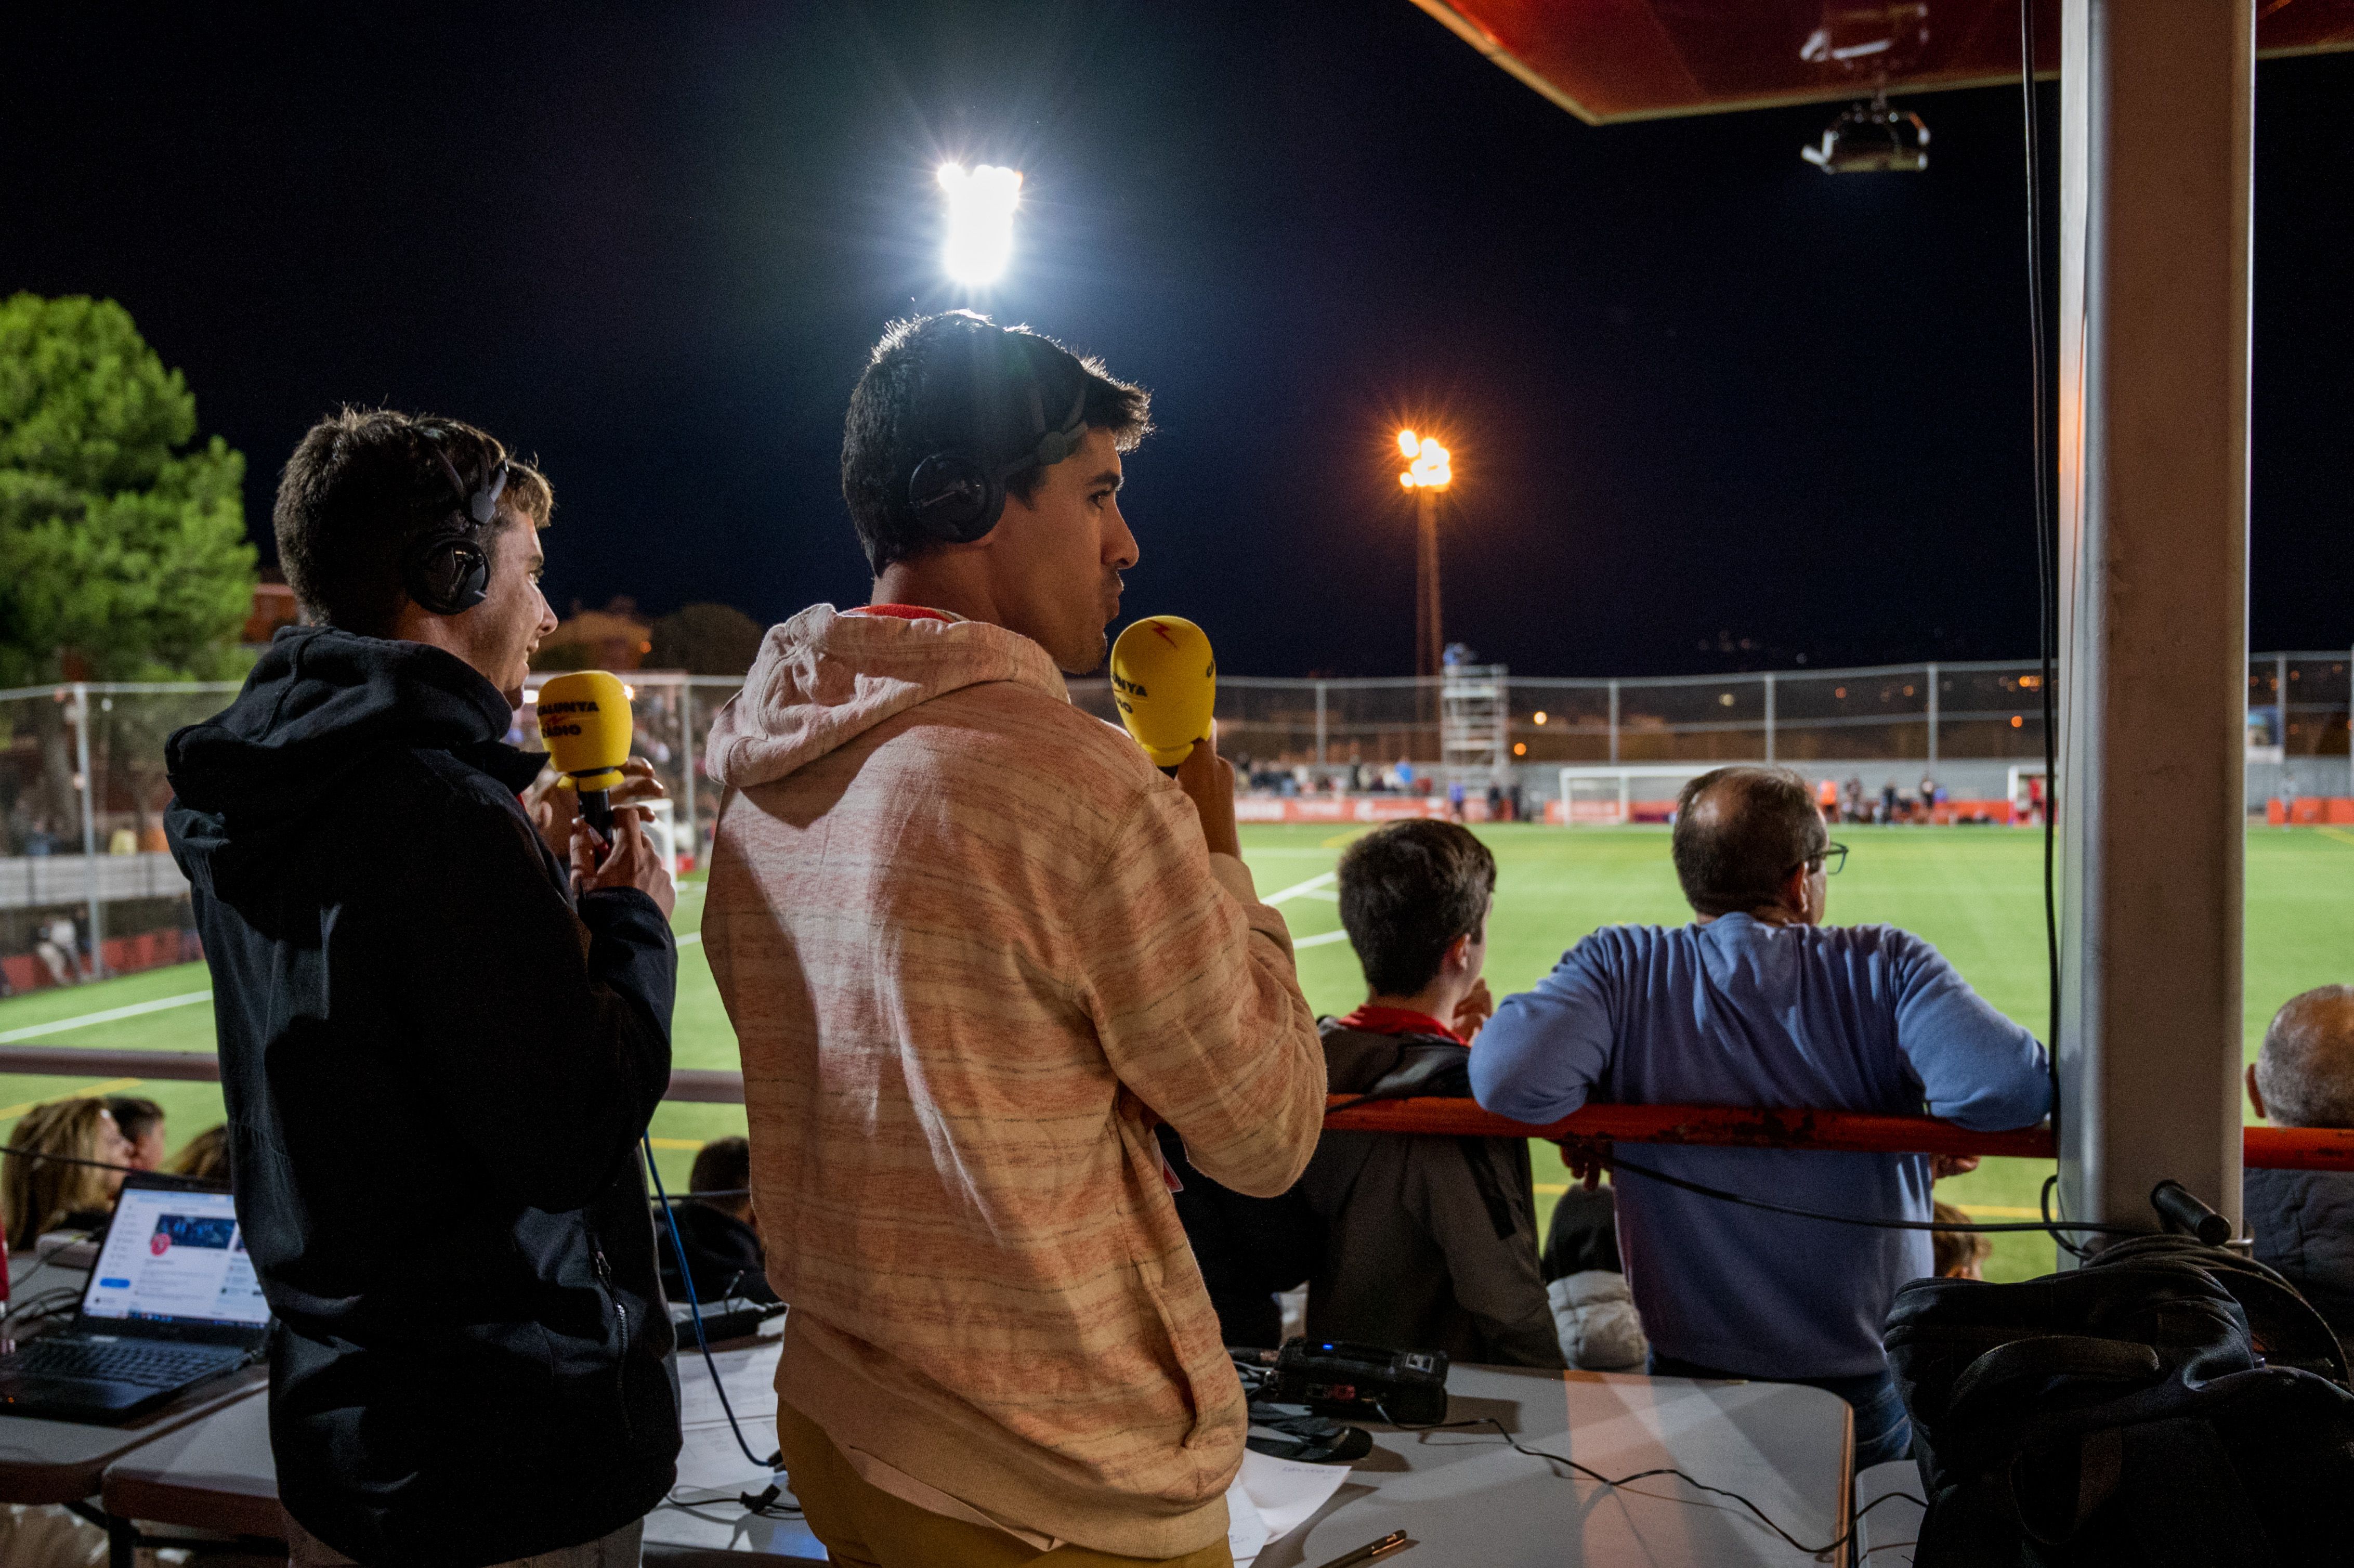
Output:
top-left (4, 1338), bottom-right (245, 1389)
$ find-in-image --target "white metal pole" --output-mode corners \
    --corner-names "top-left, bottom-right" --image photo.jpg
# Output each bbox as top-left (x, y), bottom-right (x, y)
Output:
top-left (74, 684), bottom-right (104, 979)
top-left (2277, 652), bottom-right (2289, 785)
top-left (1927, 662), bottom-right (1940, 769)
top-left (2056, 0), bottom-right (2254, 1242)
top-left (675, 676), bottom-right (699, 874)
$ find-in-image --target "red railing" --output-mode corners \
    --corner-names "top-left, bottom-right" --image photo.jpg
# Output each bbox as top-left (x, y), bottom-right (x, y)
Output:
top-left (1325, 1095), bottom-right (2354, 1172)
top-left (2, 1045), bottom-right (2348, 1171)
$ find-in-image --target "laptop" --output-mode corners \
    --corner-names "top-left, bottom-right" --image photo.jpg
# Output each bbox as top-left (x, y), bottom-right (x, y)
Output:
top-left (0, 1174), bottom-right (271, 1422)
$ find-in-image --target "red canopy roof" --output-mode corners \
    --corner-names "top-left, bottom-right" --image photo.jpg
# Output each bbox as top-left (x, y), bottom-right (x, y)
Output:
top-left (1410, 0), bottom-right (2354, 124)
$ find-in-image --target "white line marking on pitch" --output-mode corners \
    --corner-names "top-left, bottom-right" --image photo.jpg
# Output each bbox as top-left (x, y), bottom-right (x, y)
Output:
top-left (677, 932), bottom-right (702, 946)
top-left (1293, 930), bottom-right (1351, 948)
top-left (0, 991), bottom-right (214, 1043)
top-left (1263, 871), bottom-right (1338, 906)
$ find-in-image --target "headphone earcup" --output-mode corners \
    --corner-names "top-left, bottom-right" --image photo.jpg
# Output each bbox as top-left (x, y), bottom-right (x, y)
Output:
top-left (406, 535), bottom-right (491, 616)
top-left (908, 452), bottom-right (1005, 544)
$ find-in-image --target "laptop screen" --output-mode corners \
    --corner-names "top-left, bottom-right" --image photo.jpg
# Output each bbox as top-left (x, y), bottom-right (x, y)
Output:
top-left (81, 1184), bottom-right (270, 1328)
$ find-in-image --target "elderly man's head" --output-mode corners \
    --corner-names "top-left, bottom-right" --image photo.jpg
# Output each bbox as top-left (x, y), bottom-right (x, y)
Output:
top-left (2250, 986), bottom-right (2354, 1129)
top-left (1671, 766), bottom-right (1831, 923)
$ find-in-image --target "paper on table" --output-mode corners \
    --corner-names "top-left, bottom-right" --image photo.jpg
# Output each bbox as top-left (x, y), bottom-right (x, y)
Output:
top-left (1227, 1448), bottom-right (1352, 1567)
top-left (677, 1342), bottom-right (781, 1429)
top-left (1227, 1481), bottom-right (1270, 1564)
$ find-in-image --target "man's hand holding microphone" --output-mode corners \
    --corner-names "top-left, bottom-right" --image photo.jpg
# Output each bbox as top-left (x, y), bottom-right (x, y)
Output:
top-left (1110, 616), bottom-right (1240, 858)
top-left (531, 671), bottom-right (676, 918)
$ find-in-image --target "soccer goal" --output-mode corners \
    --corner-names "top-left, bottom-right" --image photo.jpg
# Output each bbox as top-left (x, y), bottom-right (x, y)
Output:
top-left (1557, 764), bottom-right (1748, 825)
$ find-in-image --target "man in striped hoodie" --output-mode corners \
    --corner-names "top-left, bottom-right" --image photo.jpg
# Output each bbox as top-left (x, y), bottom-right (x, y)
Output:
top-left (703, 313), bottom-right (1326, 1566)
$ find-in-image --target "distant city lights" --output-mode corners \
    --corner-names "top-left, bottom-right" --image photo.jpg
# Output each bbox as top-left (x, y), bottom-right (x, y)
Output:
top-left (938, 162), bottom-right (1023, 285)
top-left (1397, 429), bottom-right (1451, 490)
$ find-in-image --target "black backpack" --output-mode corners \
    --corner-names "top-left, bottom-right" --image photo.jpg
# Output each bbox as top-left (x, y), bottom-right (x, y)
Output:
top-left (1885, 1236), bottom-right (2354, 1566)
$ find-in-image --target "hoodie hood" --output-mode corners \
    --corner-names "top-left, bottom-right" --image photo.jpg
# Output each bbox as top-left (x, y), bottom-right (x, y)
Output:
top-left (165, 626), bottom-right (542, 895)
top-left (704, 605), bottom-right (1069, 788)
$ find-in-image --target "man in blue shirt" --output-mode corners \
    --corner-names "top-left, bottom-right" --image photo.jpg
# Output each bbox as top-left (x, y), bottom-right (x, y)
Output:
top-left (1470, 765), bottom-right (2050, 1467)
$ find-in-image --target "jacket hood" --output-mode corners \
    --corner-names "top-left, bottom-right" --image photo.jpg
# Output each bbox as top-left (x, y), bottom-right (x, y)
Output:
top-left (703, 605), bottom-right (1069, 788)
top-left (1318, 1018), bottom-right (1473, 1100)
top-left (165, 626), bottom-right (541, 889)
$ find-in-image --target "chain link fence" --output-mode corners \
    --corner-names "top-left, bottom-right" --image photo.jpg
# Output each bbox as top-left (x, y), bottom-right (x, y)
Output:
top-left (0, 651), bottom-right (2343, 986)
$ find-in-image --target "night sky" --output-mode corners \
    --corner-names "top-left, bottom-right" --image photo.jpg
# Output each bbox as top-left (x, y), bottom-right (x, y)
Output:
top-left (6, 5), bottom-right (2349, 678)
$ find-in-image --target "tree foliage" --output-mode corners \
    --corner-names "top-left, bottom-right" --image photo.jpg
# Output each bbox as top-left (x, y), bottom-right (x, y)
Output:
top-left (0, 293), bottom-right (256, 687)
top-left (647, 602), bottom-right (765, 676)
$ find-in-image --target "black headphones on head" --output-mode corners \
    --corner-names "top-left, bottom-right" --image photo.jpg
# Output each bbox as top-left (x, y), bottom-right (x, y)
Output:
top-left (906, 362), bottom-right (1089, 545)
top-left (403, 428), bottom-right (512, 617)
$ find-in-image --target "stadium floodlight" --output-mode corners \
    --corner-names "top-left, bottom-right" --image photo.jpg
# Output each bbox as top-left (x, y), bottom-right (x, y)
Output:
top-left (938, 162), bottom-right (1023, 285)
top-left (1398, 430), bottom-right (1451, 490)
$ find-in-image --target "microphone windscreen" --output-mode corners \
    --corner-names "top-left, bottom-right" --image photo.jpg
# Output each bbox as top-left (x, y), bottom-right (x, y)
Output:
top-left (1110, 616), bottom-right (1216, 768)
top-left (535, 670), bottom-right (634, 790)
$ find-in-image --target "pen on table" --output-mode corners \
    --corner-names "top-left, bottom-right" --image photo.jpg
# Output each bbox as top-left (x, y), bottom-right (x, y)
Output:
top-left (1310, 1530), bottom-right (1413, 1568)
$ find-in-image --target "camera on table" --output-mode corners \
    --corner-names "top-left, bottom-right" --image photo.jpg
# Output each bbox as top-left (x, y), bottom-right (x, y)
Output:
top-left (1236, 1338), bottom-right (1450, 1427)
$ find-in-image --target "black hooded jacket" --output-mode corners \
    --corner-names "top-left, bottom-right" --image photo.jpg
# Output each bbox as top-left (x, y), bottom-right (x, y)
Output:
top-left (164, 627), bottom-right (679, 1568)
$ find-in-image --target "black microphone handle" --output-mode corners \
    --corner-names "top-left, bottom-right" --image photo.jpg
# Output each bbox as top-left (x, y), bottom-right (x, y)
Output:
top-left (580, 788), bottom-right (614, 845)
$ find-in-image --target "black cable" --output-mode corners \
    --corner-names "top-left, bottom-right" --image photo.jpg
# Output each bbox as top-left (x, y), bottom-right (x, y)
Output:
top-left (1, 1134), bottom-right (171, 1172)
top-left (643, 1136), bottom-right (781, 1472)
top-left (1608, 1154), bottom-right (2138, 1238)
top-left (649, 1187), bottom-right (749, 1207)
top-left (1377, 1412), bottom-right (1927, 1558)
top-left (2020, 0), bottom-right (2062, 1142)
top-left (2042, 1171), bottom-right (2092, 1261)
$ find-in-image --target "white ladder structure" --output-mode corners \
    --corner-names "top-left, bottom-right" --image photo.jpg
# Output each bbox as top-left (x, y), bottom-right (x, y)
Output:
top-left (1441, 663), bottom-right (1509, 779)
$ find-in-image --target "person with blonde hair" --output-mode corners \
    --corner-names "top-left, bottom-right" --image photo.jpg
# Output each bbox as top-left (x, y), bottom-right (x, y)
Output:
top-left (167, 1125), bottom-right (232, 1187)
top-left (2, 1098), bottom-right (135, 1251)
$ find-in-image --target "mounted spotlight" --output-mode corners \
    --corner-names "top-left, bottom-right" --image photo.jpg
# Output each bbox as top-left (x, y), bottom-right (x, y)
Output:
top-left (1801, 92), bottom-right (1930, 173)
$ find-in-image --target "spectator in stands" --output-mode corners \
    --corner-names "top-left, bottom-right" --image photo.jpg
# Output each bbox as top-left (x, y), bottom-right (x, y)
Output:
top-left (1932, 1202), bottom-right (1990, 1279)
top-left (2, 1099), bottom-right (136, 1251)
top-left (1297, 821), bottom-right (1562, 1367)
top-left (2244, 986), bottom-right (2354, 1346)
top-left (657, 1135), bottom-right (778, 1304)
top-left (1470, 765), bottom-right (2052, 1469)
top-left (106, 1096), bottom-right (167, 1172)
top-left (1541, 1184), bottom-right (1647, 1369)
top-left (168, 1125), bottom-right (232, 1186)
top-left (34, 917), bottom-right (81, 987)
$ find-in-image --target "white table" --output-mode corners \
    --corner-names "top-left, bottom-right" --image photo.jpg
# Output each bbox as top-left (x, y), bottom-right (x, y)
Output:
top-left (1853, 1459), bottom-right (1928, 1565)
top-left (92, 1347), bottom-right (1858, 1567)
top-left (652, 1350), bottom-right (1855, 1567)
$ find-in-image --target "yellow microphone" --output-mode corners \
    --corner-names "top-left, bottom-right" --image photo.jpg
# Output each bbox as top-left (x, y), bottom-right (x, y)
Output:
top-left (1110, 616), bottom-right (1216, 771)
top-left (535, 670), bottom-right (633, 844)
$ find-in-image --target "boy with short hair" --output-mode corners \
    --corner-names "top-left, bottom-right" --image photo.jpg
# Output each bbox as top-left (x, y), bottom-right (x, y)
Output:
top-left (1296, 820), bottom-right (1562, 1366)
top-left (1931, 1202), bottom-right (1991, 1279)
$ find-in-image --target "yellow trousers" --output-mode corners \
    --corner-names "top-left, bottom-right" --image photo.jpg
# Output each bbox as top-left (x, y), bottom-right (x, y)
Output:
top-left (774, 1400), bottom-right (1233, 1568)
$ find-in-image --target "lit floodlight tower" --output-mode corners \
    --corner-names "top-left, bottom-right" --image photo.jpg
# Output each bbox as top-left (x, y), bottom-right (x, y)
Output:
top-left (938, 162), bottom-right (1023, 286)
top-left (1398, 430), bottom-right (1453, 681)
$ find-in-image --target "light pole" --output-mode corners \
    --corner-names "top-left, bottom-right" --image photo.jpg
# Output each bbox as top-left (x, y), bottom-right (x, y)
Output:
top-left (1398, 430), bottom-right (1452, 680)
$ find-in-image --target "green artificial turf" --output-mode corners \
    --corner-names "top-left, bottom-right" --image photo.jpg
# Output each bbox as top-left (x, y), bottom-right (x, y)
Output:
top-left (5, 822), bottom-right (2351, 1279)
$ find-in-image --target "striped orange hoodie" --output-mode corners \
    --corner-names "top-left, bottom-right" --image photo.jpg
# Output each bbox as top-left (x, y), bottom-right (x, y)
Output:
top-left (702, 605), bottom-right (1325, 1557)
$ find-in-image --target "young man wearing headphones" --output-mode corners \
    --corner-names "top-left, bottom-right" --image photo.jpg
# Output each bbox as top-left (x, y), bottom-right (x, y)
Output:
top-left (165, 410), bottom-right (679, 1567)
top-left (703, 313), bottom-right (1327, 1566)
